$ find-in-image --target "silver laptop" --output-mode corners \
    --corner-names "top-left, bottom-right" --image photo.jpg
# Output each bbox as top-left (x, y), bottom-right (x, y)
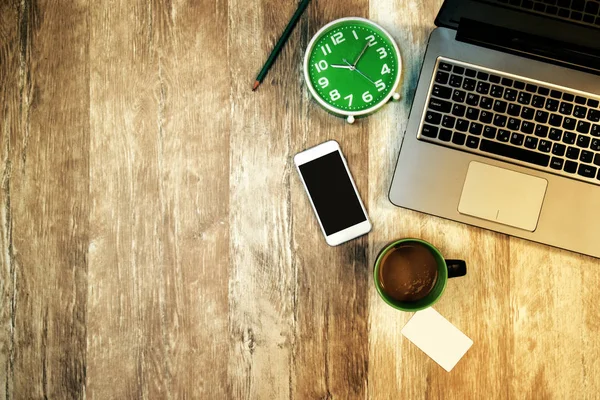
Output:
top-left (390, 0), bottom-right (600, 257)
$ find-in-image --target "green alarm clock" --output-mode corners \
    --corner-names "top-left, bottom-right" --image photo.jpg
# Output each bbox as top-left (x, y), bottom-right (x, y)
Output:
top-left (303, 17), bottom-right (402, 123)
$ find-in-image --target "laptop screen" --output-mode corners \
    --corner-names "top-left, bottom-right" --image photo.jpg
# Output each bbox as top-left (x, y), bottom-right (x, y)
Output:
top-left (485, 0), bottom-right (600, 28)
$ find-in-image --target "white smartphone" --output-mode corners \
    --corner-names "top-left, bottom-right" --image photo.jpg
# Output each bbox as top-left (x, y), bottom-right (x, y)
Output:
top-left (294, 140), bottom-right (372, 246)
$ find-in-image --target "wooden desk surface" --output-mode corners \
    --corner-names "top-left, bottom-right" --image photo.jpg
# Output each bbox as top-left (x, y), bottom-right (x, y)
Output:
top-left (1, 0), bottom-right (600, 398)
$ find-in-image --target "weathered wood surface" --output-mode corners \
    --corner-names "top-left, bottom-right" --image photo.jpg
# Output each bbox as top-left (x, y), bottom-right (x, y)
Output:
top-left (1, 0), bottom-right (599, 398)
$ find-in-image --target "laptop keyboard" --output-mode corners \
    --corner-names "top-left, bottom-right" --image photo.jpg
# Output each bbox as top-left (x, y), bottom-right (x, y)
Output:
top-left (489, 0), bottom-right (600, 27)
top-left (418, 57), bottom-right (600, 185)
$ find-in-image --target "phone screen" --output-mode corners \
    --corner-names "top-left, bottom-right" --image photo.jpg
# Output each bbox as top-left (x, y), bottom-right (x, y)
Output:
top-left (298, 150), bottom-right (367, 235)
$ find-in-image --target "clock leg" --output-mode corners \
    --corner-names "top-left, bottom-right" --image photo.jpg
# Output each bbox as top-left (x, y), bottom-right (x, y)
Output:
top-left (392, 93), bottom-right (401, 101)
top-left (346, 115), bottom-right (355, 124)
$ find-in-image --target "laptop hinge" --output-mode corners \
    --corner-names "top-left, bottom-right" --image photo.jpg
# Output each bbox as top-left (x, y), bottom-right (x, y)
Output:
top-left (456, 18), bottom-right (600, 75)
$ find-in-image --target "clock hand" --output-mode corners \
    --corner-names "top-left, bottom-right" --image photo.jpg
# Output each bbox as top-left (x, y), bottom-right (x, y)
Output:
top-left (342, 59), bottom-right (376, 85)
top-left (330, 64), bottom-right (354, 69)
top-left (351, 42), bottom-right (370, 67)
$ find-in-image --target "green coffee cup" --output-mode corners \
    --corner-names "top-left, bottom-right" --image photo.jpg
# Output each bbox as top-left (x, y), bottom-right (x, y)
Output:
top-left (373, 238), bottom-right (466, 312)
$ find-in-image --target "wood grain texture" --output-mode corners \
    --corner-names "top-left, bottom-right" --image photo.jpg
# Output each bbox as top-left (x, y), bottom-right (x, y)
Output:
top-left (0, 0), bottom-right (600, 398)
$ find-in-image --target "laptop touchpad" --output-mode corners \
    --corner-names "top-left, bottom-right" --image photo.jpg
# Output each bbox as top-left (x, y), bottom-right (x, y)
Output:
top-left (458, 161), bottom-right (548, 232)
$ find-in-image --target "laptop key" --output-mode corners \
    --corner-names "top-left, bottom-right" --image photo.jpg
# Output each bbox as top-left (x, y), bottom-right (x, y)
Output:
top-left (563, 117), bottom-right (576, 130)
top-left (521, 121), bottom-right (535, 134)
top-left (510, 132), bottom-right (525, 146)
top-left (545, 98), bottom-right (559, 111)
top-left (466, 136), bottom-right (480, 149)
top-left (518, 92), bottom-right (532, 105)
top-left (480, 96), bottom-right (494, 109)
top-left (514, 81), bottom-right (526, 90)
top-left (429, 98), bottom-right (452, 113)
top-left (549, 128), bottom-right (563, 141)
top-left (452, 104), bottom-right (466, 117)
top-left (532, 95), bottom-right (546, 108)
top-left (563, 93), bottom-right (575, 102)
top-left (469, 122), bottom-right (483, 135)
top-left (587, 108), bottom-right (600, 122)
top-left (525, 136), bottom-right (538, 149)
top-left (595, 153), bottom-right (600, 166)
top-left (550, 89), bottom-right (562, 98)
top-left (466, 107), bottom-right (480, 120)
top-left (452, 132), bottom-right (466, 145)
top-left (497, 129), bottom-right (511, 142)
top-left (465, 68), bottom-right (477, 77)
top-left (466, 93), bottom-right (480, 106)
top-left (588, 99), bottom-right (599, 108)
top-left (476, 71), bottom-right (489, 80)
top-left (577, 120), bottom-right (591, 133)
top-left (526, 83), bottom-right (538, 93)
top-left (442, 115), bottom-right (456, 128)
top-left (567, 146), bottom-right (580, 159)
top-left (563, 131), bottom-right (577, 144)
top-left (580, 150), bottom-right (594, 163)
top-left (463, 78), bottom-right (476, 91)
top-left (452, 89), bottom-right (466, 103)
top-left (550, 157), bottom-right (564, 170)
top-left (538, 87), bottom-right (550, 96)
top-left (438, 62), bottom-right (452, 71)
top-left (439, 128), bottom-right (452, 141)
top-left (504, 89), bottom-right (518, 102)
top-left (480, 139), bottom-right (550, 167)
top-left (449, 74), bottom-right (463, 88)
top-left (592, 124), bottom-right (600, 137)
top-left (507, 117), bottom-right (521, 130)
top-left (483, 126), bottom-right (497, 138)
top-left (453, 66), bottom-right (465, 74)
top-left (575, 96), bottom-right (587, 105)
top-left (538, 139), bottom-right (552, 153)
top-left (549, 113), bottom-right (563, 127)
top-left (476, 82), bottom-right (490, 95)
top-left (564, 160), bottom-right (578, 173)
top-left (480, 110), bottom-right (493, 124)
top-left (573, 105), bottom-right (587, 118)
top-left (490, 85), bottom-right (504, 98)
top-left (535, 110), bottom-right (549, 123)
top-left (456, 119), bottom-right (469, 132)
top-left (560, 102), bottom-right (573, 115)
top-left (425, 111), bottom-right (442, 125)
top-left (552, 143), bottom-right (566, 156)
top-left (493, 100), bottom-right (507, 113)
top-left (521, 107), bottom-right (535, 120)
top-left (493, 114), bottom-right (507, 127)
top-left (489, 74), bottom-right (501, 83)
top-left (422, 124), bottom-right (438, 138)
top-left (577, 134), bottom-right (591, 148)
top-left (501, 78), bottom-right (514, 86)
top-left (432, 84), bottom-right (452, 99)
top-left (578, 164), bottom-right (597, 178)
top-left (435, 71), bottom-right (449, 84)
top-left (591, 138), bottom-right (600, 151)
top-left (508, 103), bottom-right (521, 116)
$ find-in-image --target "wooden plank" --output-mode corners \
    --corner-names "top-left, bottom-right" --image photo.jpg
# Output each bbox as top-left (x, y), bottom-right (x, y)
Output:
top-left (87, 1), bottom-right (160, 397)
top-left (227, 0), bottom-right (299, 397)
top-left (0, 0), bottom-right (89, 398)
top-left (0, 2), bottom-right (21, 397)
top-left (289, 2), bottom-right (371, 399)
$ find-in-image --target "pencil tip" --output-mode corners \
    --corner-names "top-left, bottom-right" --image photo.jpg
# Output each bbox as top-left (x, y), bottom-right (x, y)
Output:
top-left (252, 81), bottom-right (260, 91)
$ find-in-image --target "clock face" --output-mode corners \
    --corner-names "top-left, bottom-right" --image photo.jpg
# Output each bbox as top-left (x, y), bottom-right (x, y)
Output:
top-left (305, 18), bottom-right (401, 116)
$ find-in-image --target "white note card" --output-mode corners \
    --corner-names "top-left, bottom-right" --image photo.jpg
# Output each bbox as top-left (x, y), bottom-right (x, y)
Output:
top-left (401, 308), bottom-right (473, 372)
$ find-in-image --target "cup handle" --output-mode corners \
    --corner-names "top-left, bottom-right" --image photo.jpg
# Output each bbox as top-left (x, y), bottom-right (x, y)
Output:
top-left (445, 259), bottom-right (467, 278)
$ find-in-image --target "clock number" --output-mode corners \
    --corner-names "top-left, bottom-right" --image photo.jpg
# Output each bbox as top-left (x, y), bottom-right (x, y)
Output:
top-left (381, 63), bottom-right (391, 75)
top-left (315, 60), bottom-right (328, 72)
top-left (362, 91), bottom-right (373, 103)
top-left (366, 35), bottom-right (377, 47)
top-left (352, 30), bottom-right (359, 40)
top-left (376, 47), bottom-right (388, 59)
top-left (375, 79), bottom-right (386, 92)
top-left (318, 77), bottom-right (329, 88)
top-left (330, 89), bottom-right (341, 101)
top-left (344, 94), bottom-right (353, 107)
top-left (331, 32), bottom-right (345, 45)
top-left (321, 44), bottom-right (332, 56)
